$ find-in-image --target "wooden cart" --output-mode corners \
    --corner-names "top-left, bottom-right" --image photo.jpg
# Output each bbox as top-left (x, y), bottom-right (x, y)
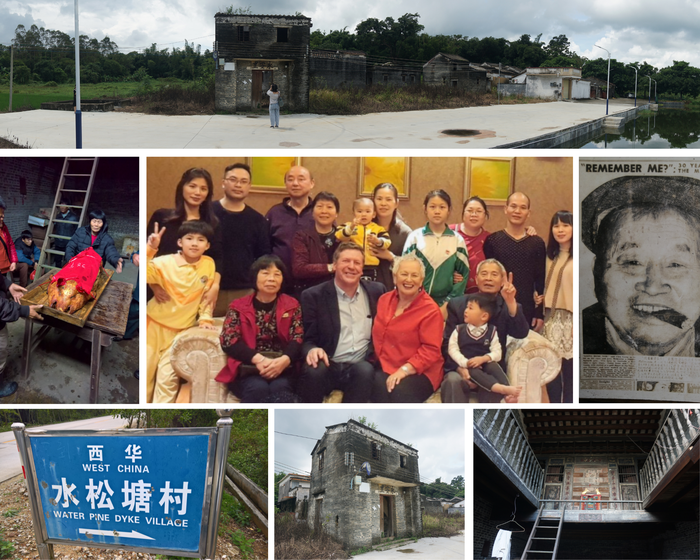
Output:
top-left (20, 270), bottom-right (132, 403)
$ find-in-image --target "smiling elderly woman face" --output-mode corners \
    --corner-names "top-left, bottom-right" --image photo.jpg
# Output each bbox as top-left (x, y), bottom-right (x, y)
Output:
top-left (595, 206), bottom-right (700, 355)
top-left (393, 255), bottom-right (425, 300)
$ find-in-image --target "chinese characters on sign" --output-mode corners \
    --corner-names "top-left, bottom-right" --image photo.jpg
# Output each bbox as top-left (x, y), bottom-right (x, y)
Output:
top-left (30, 434), bottom-right (211, 553)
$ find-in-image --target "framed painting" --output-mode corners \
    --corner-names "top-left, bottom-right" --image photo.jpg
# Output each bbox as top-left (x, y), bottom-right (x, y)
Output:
top-left (466, 157), bottom-right (515, 204)
top-left (358, 157), bottom-right (410, 199)
top-left (247, 157), bottom-right (300, 193)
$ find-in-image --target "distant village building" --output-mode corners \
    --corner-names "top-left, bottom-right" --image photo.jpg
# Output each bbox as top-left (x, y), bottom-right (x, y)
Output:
top-left (474, 409), bottom-right (699, 559)
top-left (587, 76), bottom-right (616, 100)
top-left (505, 67), bottom-right (590, 100)
top-left (310, 50), bottom-right (367, 88)
top-left (214, 13), bottom-right (312, 112)
top-left (423, 53), bottom-right (489, 91)
top-left (308, 419), bottom-right (422, 549)
top-left (278, 473), bottom-right (311, 518)
top-left (368, 61), bottom-right (421, 86)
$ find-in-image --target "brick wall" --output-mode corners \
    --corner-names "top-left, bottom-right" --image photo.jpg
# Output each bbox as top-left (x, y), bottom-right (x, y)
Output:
top-left (0, 158), bottom-right (62, 239)
top-left (215, 14), bottom-right (310, 112)
top-left (656, 503), bottom-right (700, 559)
top-left (0, 158), bottom-right (138, 256)
top-left (308, 423), bottom-right (422, 549)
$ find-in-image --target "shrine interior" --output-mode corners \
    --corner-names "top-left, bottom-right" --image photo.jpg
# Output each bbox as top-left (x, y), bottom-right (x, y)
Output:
top-left (474, 409), bottom-right (700, 559)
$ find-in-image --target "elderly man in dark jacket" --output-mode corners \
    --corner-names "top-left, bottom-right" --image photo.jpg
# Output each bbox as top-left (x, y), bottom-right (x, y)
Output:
top-left (0, 277), bottom-right (43, 396)
top-left (441, 258), bottom-right (530, 403)
top-left (64, 209), bottom-right (123, 272)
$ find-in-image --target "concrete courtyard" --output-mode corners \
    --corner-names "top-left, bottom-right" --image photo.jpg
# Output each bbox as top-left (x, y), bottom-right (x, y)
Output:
top-left (0, 99), bottom-right (636, 149)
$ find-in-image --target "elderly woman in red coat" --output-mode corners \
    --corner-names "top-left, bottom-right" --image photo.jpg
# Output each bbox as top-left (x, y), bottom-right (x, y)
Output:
top-left (216, 255), bottom-right (303, 402)
top-left (371, 253), bottom-right (444, 402)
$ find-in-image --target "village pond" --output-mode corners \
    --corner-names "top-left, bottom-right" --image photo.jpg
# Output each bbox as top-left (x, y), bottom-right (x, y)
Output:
top-left (560, 105), bottom-right (700, 148)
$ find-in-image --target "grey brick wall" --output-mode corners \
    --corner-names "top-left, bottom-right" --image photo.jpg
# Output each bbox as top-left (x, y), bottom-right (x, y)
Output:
top-left (308, 422), bottom-right (422, 549)
top-left (215, 14), bottom-right (310, 112)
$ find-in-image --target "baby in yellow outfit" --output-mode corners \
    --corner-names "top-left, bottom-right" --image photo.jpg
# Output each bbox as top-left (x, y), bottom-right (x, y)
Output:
top-left (335, 197), bottom-right (391, 280)
top-left (147, 220), bottom-right (218, 403)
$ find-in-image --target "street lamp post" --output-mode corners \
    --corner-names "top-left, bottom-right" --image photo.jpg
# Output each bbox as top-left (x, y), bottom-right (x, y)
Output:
top-left (652, 78), bottom-right (657, 104)
top-left (74, 0), bottom-right (82, 148)
top-left (632, 65), bottom-right (638, 107)
top-left (647, 75), bottom-right (652, 104)
top-left (594, 44), bottom-right (611, 115)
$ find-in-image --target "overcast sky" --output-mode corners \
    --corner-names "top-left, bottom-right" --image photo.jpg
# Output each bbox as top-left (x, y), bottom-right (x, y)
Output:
top-left (3, 0), bottom-right (700, 68)
top-left (274, 409), bottom-right (465, 487)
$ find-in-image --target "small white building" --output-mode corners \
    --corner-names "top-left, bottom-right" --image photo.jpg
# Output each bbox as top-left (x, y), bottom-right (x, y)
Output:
top-left (510, 67), bottom-right (590, 100)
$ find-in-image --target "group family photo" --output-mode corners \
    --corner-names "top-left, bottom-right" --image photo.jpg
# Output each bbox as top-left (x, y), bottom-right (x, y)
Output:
top-left (146, 156), bottom-right (573, 404)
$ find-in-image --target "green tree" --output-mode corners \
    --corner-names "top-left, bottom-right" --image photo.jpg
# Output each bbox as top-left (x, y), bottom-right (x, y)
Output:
top-left (274, 471), bottom-right (286, 504)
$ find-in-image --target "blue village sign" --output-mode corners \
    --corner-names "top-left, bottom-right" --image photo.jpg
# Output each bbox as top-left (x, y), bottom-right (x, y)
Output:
top-left (13, 416), bottom-right (232, 559)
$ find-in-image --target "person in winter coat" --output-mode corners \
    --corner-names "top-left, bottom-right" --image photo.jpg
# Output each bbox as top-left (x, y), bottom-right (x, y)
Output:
top-left (14, 230), bottom-right (40, 287)
top-left (0, 273), bottom-right (43, 396)
top-left (64, 209), bottom-right (123, 272)
top-left (52, 200), bottom-right (79, 267)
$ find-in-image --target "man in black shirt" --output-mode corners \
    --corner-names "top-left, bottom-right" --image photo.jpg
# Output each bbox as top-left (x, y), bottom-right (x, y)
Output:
top-left (212, 163), bottom-right (271, 316)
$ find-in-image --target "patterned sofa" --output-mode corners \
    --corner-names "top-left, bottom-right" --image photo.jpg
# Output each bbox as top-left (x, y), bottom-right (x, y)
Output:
top-left (169, 323), bottom-right (560, 404)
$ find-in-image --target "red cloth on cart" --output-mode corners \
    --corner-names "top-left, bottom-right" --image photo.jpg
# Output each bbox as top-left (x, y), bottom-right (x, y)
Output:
top-left (50, 247), bottom-right (102, 296)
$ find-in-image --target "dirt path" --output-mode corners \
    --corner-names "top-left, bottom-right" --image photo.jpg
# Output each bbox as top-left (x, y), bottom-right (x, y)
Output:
top-left (0, 475), bottom-right (267, 559)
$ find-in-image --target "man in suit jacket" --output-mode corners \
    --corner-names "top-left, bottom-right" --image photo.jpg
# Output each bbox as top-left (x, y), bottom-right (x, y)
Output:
top-left (441, 259), bottom-right (530, 403)
top-left (300, 242), bottom-right (386, 402)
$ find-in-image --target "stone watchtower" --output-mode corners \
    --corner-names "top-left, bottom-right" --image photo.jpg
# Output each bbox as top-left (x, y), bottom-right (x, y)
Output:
top-left (307, 420), bottom-right (422, 549)
top-left (214, 13), bottom-right (312, 112)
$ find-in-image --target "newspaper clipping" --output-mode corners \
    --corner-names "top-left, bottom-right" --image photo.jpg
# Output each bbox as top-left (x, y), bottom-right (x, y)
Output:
top-left (580, 158), bottom-right (700, 402)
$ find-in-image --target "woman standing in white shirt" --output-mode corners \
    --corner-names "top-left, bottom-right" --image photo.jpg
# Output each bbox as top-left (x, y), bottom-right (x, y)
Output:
top-left (267, 84), bottom-right (280, 128)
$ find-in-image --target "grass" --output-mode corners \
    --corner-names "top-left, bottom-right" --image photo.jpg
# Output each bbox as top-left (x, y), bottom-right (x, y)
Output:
top-left (0, 82), bottom-right (142, 112)
top-left (309, 83), bottom-right (494, 114)
top-left (228, 528), bottom-right (256, 559)
top-left (1, 509), bottom-right (18, 518)
top-left (0, 532), bottom-right (14, 559)
top-left (421, 512), bottom-right (464, 538)
top-left (275, 510), bottom-right (463, 558)
top-left (274, 512), bottom-right (350, 560)
top-left (219, 492), bottom-right (252, 529)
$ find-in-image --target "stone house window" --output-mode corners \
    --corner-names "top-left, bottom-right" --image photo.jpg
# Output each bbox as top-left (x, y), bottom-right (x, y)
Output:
top-left (237, 26), bottom-right (250, 41)
top-left (400, 455), bottom-right (407, 468)
top-left (452, 80), bottom-right (458, 87)
top-left (345, 451), bottom-right (354, 466)
top-left (372, 442), bottom-right (382, 460)
top-left (383, 75), bottom-right (388, 83)
top-left (319, 449), bottom-right (325, 470)
top-left (277, 28), bottom-right (289, 42)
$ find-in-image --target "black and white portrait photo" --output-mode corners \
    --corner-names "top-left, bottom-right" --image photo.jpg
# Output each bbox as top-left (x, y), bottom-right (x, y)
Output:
top-left (580, 159), bottom-right (700, 402)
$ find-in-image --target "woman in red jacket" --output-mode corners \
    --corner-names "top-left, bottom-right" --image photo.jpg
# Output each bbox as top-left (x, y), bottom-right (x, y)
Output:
top-left (371, 253), bottom-right (444, 402)
top-left (0, 198), bottom-right (18, 278)
top-left (216, 255), bottom-right (303, 402)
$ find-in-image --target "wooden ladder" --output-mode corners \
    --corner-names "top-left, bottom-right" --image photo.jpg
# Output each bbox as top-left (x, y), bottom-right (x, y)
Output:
top-left (36, 157), bottom-right (100, 276)
top-left (521, 503), bottom-right (564, 560)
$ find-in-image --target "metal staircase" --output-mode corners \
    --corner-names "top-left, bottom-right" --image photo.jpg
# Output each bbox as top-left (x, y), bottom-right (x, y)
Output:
top-left (521, 503), bottom-right (564, 559)
top-left (36, 157), bottom-right (99, 276)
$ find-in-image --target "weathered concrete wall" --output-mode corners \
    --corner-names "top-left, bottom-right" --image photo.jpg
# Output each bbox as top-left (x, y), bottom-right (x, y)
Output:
top-left (311, 52), bottom-right (366, 88)
top-left (572, 80), bottom-right (590, 99)
top-left (308, 422), bottom-right (421, 549)
top-left (369, 65), bottom-right (420, 86)
top-left (526, 75), bottom-right (560, 99)
top-left (423, 58), bottom-right (488, 91)
top-left (498, 83), bottom-right (526, 96)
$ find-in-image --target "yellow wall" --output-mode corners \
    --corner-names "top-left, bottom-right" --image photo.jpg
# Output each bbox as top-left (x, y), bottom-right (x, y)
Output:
top-left (147, 157), bottom-right (573, 238)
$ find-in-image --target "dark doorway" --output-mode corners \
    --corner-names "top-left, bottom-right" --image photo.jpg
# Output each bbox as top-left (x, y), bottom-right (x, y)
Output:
top-left (314, 498), bottom-right (323, 533)
top-left (380, 495), bottom-right (394, 537)
top-left (252, 70), bottom-right (273, 108)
